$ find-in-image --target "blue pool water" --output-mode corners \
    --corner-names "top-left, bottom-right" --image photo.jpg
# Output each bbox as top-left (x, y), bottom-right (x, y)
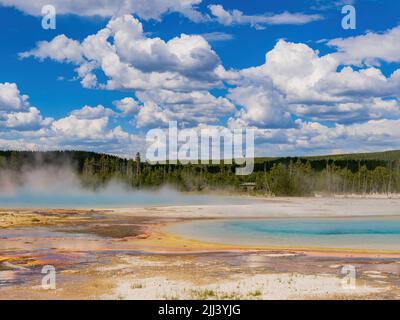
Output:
top-left (0, 188), bottom-right (251, 208)
top-left (166, 218), bottom-right (400, 251)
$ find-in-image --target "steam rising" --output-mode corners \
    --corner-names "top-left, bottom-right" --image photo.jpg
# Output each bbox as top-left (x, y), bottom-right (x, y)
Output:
top-left (0, 165), bottom-right (82, 196)
top-left (0, 163), bottom-right (240, 208)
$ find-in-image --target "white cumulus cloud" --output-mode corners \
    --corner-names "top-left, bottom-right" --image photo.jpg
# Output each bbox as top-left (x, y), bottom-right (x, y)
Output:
top-left (0, 83), bottom-right (52, 131)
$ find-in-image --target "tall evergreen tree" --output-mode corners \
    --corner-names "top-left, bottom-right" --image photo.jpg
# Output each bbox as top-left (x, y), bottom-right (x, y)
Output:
top-left (135, 152), bottom-right (141, 176)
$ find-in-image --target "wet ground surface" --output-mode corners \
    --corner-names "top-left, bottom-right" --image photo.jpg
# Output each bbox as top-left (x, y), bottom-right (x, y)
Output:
top-left (0, 211), bottom-right (172, 289)
top-left (1, 209), bottom-right (400, 299)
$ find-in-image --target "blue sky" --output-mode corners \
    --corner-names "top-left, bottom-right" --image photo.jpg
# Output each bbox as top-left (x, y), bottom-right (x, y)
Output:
top-left (0, 0), bottom-right (400, 158)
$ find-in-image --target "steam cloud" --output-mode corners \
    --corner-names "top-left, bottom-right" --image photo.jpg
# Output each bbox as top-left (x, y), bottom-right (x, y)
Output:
top-left (0, 162), bottom-right (239, 208)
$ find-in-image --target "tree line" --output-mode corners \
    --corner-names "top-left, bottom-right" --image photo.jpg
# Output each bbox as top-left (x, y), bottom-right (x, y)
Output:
top-left (1, 150), bottom-right (400, 196)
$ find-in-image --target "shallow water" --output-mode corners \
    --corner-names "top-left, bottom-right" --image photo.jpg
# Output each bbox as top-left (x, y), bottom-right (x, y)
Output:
top-left (0, 188), bottom-right (250, 208)
top-left (166, 217), bottom-right (400, 251)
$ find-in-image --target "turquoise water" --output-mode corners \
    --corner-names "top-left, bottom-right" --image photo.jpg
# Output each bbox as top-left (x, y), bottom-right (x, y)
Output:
top-left (0, 188), bottom-right (251, 208)
top-left (166, 218), bottom-right (400, 251)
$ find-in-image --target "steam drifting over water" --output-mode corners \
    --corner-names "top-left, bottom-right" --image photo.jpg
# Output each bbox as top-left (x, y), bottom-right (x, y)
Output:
top-left (0, 164), bottom-right (247, 208)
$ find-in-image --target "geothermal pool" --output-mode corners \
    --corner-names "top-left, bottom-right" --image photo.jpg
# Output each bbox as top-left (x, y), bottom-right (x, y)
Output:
top-left (0, 188), bottom-right (252, 208)
top-left (166, 217), bottom-right (400, 251)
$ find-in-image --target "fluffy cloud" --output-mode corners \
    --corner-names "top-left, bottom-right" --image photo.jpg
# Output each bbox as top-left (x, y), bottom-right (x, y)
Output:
top-left (0, 0), bottom-right (205, 21)
top-left (130, 0), bottom-right (204, 22)
top-left (19, 35), bottom-right (84, 64)
top-left (136, 89), bottom-right (236, 127)
top-left (46, 108), bottom-right (139, 157)
top-left (48, 104), bottom-right (135, 149)
top-left (316, 67), bottom-right (399, 99)
top-left (238, 40), bottom-right (338, 104)
top-left (0, 84), bottom-right (141, 157)
top-left (0, 82), bottom-right (52, 131)
top-left (21, 15), bottom-right (225, 92)
top-left (2, 107), bottom-right (52, 131)
top-left (239, 39), bottom-right (400, 105)
top-left (107, 16), bottom-right (220, 78)
top-left (232, 39), bottom-right (400, 125)
top-left (136, 101), bottom-right (170, 128)
top-left (20, 15), bottom-right (237, 128)
top-left (254, 118), bottom-right (400, 156)
top-left (113, 97), bottom-right (140, 116)
top-left (70, 105), bottom-right (116, 119)
top-left (111, 89), bottom-right (236, 128)
top-left (293, 98), bottom-right (400, 124)
top-left (52, 115), bottom-right (115, 140)
top-left (328, 26), bottom-right (400, 66)
top-left (228, 85), bottom-right (292, 128)
top-left (208, 4), bottom-right (323, 29)
top-left (0, 82), bottom-right (29, 111)
top-left (10, 123), bottom-right (140, 157)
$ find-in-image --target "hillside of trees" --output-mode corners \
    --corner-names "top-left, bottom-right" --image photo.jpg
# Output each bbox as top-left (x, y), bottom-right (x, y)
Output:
top-left (1, 150), bottom-right (400, 196)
